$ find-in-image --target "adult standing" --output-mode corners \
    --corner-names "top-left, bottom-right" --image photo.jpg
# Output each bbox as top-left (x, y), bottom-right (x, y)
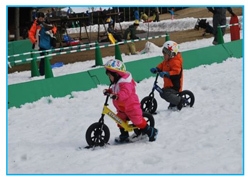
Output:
top-left (123, 20), bottom-right (140, 55)
top-left (28, 12), bottom-right (57, 76)
top-left (134, 9), bottom-right (139, 21)
top-left (207, 7), bottom-right (236, 45)
top-left (154, 7), bottom-right (160, 22)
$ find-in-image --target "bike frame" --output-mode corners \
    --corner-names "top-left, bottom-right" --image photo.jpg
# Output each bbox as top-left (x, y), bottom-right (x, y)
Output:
top-left (99, 95), bottom-right (137, 132)
top-left (149, 73), bottom-right (163, 97)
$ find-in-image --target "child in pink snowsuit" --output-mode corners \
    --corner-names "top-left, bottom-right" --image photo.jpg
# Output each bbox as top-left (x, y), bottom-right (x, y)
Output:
top-left (103, 59), bottom-right (158, 143)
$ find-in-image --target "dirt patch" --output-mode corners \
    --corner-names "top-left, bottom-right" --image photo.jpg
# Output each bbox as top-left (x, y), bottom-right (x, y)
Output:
top-left (8, 7), bottom-right (242, 73)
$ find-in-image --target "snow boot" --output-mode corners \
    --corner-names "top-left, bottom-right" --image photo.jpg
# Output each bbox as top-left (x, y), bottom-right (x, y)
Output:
top-left (114, 128), bottom-right (129, 143)
top-left (142, 125), bottom-right (158, 142)
top-left (129, 129), bottom-right (147, 142)
top-left (177, 97), bottom-right (185, 111)
top-left (168, 103), bottom-right (177, 111)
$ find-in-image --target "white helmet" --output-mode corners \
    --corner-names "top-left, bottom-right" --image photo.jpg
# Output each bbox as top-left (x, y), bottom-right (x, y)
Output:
top-left (104, 59), bottom-right (126, 73)
top-left (162, 40), bottom-right (179, 58)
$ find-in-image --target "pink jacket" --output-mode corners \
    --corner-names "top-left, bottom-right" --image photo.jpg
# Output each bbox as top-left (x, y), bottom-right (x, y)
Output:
top-left (110, 72), bottom-right (143, 125)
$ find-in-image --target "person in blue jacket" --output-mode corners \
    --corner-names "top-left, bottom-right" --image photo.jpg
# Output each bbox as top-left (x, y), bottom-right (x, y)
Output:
top-left (28, 12), bottom-right (57, 76)
top-left (134, 9), bottom-right (139, 20)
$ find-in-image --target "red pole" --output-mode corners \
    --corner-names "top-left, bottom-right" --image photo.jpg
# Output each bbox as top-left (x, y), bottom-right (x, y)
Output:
top-left (230, 15), bottom-right (240, 41)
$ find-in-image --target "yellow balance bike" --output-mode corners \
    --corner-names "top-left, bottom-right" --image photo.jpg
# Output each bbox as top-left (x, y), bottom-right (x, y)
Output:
top-left (85, 93), bottom-right (155, 148)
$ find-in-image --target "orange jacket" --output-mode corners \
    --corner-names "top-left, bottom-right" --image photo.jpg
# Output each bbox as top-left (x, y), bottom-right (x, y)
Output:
top-left (157, 53), bottom-right (183, 92)
top-left (28, 20), bottom-right (57, 44)
top-left (51, 26), bottom-right (57, 34)
top-left (28, 19), bottom-right (41, 44)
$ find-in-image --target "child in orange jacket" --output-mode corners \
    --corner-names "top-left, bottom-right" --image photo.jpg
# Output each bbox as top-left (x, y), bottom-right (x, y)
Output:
top-left (150, 40), bottom-right (184, 110)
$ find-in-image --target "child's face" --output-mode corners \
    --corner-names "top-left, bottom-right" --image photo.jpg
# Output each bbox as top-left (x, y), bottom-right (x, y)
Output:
top-left (107, 72), bottom-right (114, 82)
top-left (38, 16), bottom-right (45, 22)
top-left (163, 52), bottom-right (170, 61)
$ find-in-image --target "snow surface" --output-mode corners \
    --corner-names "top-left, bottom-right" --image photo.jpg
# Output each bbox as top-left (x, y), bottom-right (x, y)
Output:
top-left (8, 57), bottom-right (243, 175)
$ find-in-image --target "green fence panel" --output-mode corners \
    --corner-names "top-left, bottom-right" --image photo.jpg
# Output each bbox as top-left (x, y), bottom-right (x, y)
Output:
top-left (88, 56), bottom-right (163, 85)
top-left (182, 39), bottom-right (242, 69)
top-left (222, 39), bottom-right (243, 58)
top-left (88, 56), bottom-right (164, 84)
top-left (125, 56), bottom-right (163, 82)
top-left (8, 40), bottom-right (33, 66)
top-left (8, 43), bottom-right (14, 64)
top-left (182, 44), bottom-right (231, 69)
top-left (87, 67), bottom-right (110, 86)
top-left (8, 71), bottom-right (97, 108)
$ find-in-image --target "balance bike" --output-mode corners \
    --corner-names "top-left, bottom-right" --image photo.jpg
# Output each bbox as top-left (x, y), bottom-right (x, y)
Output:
top-left (140, 73), bottom-right (195, 114)
top-left (85, 93), bottom-right (155, 148)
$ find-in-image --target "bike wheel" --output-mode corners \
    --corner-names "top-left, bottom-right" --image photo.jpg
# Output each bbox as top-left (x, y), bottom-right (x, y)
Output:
top-left (143, 112), bottom-right (155, 128)
top-left (85, 122), bottom-right (110, 147)
top-left (140, 96), bottom-right (157, 114)
top-left (179, 90), bottom-right (195, 107)
top-left (133, 112), bottom-right (155, 135)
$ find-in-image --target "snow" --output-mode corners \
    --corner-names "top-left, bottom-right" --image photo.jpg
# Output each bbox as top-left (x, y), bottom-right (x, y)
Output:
top-left (8, 57), bottom-right (243, 175)
top-left (61, 7), bottom-right (113, 14)
top-left (3, 3), bottom-right (248, 181)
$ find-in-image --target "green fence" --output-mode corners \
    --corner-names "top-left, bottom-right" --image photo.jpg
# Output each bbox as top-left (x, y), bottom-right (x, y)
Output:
top-left (8, 40), bottom-right (33, 66)
top-left (8, 39), bottom-right (243, 108)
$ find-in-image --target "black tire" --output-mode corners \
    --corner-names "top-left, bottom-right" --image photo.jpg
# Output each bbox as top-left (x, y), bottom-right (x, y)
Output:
top-left (85, 122), bottom-right (110, 147)
top-left (143, 112), bottom-right (155, 127)
top-left (134, 112), bottom-right (155, 135)
top-left (140, 96), bottom-right (157, 114)
top-left (179, 90), bottom-right (195, 107)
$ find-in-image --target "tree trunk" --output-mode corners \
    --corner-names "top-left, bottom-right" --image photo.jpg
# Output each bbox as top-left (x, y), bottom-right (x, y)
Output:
top-left (14, 8), bottom-right (20, 40)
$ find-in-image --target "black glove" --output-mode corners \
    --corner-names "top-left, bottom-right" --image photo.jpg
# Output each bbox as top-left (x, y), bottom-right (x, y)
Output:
top-left (150, 67), bottom-right (160, 74)
top-left (110, 94), bottom-right (118, 100)
top-left (103, 89), bottom-right (112, 96)
top-left (159, 71), bottom-right (170, 78)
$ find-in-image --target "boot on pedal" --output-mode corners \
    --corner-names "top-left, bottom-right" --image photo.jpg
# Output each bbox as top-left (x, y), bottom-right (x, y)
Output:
top-left (114, 128), bottom-right (129, 143)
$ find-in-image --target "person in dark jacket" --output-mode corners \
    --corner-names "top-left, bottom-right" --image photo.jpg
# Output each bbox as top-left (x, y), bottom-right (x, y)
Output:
top-left (28, 12), bottom-right (57, 76)
top-left (207, 7), bottom-right (236, 45)
top-left (153, 8), bottom-right (160, 22)
top-left (123, 20), bottom-right (140, 55)
top-left (107, 23), bottom-right (122, 42)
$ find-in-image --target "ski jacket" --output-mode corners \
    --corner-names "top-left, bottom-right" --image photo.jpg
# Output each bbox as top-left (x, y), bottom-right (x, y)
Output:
top-left (134, 10), bottom-right (139, 20)
top-left (28, 19), bottom-right (41, 44)
top-left (110, 72), bottom-right (143, 122)
top-left (107, 26), bottom-right (117, 36)
top-left (140, 13), bottom-right (148, 21)
top-left (157, 53), bottom-right (183, 92)
top-left (28, 20), bottom-right (57, 50)
top-left (123, 25), bottom-right (139, 40)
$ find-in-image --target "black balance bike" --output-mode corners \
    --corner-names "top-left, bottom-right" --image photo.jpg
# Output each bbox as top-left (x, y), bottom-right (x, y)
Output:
top-left (140, 73), bottom-right (195, 114)
top-left (85, 93), bottom-right (155, 149)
